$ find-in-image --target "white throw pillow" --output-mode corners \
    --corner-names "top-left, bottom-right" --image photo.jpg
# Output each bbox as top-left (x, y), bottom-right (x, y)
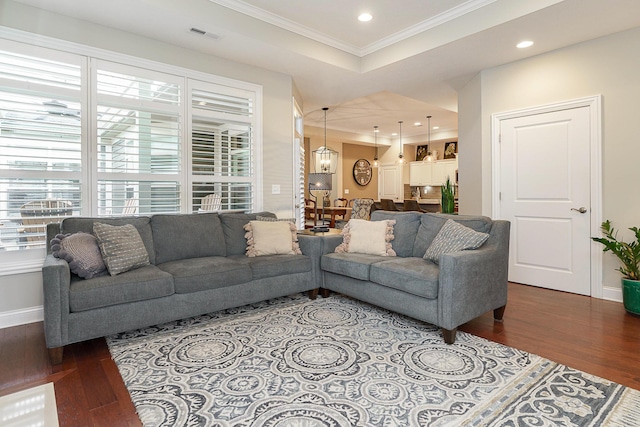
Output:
top-left (244, 220), bottom-right (302, 257)
top-left (335, 218), bottom-right (396, 256)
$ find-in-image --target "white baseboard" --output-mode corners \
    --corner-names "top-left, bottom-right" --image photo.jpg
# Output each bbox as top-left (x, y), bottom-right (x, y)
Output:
top-left (602, 286), bottom-right (623, 303)
top-left (0, 306), bottom-right (43, 329)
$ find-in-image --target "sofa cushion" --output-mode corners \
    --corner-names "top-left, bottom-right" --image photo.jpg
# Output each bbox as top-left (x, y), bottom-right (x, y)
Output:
top-left (157, 256), bottom-right (251, 294)
top-left (69, 265), bottom-right (174, 312)
top-left (60, 216), bottom-right (156, 264)
top-left (322, 252), bottom-right (388, 281)
top-left (151, 213), bottom-right (226, 264)
top-left (244, 220), bottom-right (302, 256)
top-left (424, 219), bottom-right (490, 264)
top-left (413, 213), bottom-right (493, 258)
top-left (50, 232), bottom-right (107, 279)
top-left (335, 219), bottom-right (396, 256)
top-left (219, 212), bottom-right (276, 256)
top-left (229, 254), bottom-right (312, 280)
top-left (370, 211), bottom-right (421, 257)
top-left (93, 222), bottom-right (151, 276)
top-left (370, 257), bottom-right (440, 299)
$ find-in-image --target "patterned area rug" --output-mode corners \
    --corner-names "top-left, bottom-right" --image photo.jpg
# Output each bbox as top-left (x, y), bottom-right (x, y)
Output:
top-left (107, 293), bottom-right (640, 426)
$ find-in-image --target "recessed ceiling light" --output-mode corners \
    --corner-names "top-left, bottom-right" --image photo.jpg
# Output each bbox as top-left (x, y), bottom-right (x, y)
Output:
top-left (358, 13), bottom-right (372, 22)
top-left (414, 122), bottom-right (422, 126)
top-left (391, 132), bottom-right (398, 136)
top-left (433, 126), bottom-right (439, 130)
top-left (517, 40), bottom-right (534, 49)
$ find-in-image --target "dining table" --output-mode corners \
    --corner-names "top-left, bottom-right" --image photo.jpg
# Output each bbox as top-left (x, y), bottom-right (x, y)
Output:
top-left (309, 206), bottom-right (351, 228)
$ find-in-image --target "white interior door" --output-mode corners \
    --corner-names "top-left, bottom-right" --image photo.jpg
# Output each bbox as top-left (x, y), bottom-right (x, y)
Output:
top-left (499, 106), bottom-right (592, 295)
top-left (378, 163), bottom-right (402, 201)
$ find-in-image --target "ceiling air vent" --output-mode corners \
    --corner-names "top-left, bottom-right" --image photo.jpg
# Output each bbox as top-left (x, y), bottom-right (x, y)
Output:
top-left (190, 27), bottom-right (220, 40)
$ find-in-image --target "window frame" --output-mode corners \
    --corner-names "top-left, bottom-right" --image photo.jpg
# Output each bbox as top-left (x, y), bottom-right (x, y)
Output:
top-left (0, 28), bottom-right (263, 274)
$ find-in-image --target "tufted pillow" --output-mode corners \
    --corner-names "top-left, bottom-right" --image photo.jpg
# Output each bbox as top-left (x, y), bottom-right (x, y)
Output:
top-left (335, 218), bottom-right (396, 256)
top-left (424, 219), bottom-right (489, 264)
top-left (50, 232), bottom-right (107, 279)
top-left (244, 220), bottom-right (302, 257)
top-left (93, 222), bottom-right (150, 276)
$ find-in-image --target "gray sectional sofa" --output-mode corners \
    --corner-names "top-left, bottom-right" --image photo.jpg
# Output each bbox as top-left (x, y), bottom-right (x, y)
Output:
top-left (42, 212), bottom-right (324, 364)
top-left (320, 211), bottom-right (511, 344)
top-left (41, 209), bottom-right (510, 365)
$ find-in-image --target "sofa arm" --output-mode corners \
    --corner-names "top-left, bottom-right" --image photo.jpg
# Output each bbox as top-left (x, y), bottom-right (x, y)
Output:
top-left (437, 220), bottom-right (510, 330)
top-left (297, 235), bottom-right (325, 289)
top-left (321, 235), bottom-right (343, 254)
top-left (42, 254), bottom-right (71, 348)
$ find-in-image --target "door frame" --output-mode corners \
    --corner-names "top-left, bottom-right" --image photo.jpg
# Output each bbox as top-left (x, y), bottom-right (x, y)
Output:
top-left (491, 95), bottom-right (607, 299)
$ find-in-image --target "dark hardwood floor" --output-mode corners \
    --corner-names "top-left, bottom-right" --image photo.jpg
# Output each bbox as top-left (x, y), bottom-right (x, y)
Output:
top-left (1, 282), bottom-right (639, 426)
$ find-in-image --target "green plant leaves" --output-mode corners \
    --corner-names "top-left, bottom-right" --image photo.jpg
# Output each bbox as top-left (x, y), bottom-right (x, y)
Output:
top-left (592, 220), bottom-right (640, 280)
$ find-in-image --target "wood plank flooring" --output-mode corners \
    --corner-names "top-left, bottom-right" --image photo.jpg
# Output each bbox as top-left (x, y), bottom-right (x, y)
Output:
top-left (1, 282), bottom-right (639, 426)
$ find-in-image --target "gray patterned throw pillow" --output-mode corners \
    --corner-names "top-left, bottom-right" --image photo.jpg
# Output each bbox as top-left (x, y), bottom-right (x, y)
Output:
top-left (424, 219), bottom-right (489, 264)
top-left (93, 222), bottom-right (150, 276)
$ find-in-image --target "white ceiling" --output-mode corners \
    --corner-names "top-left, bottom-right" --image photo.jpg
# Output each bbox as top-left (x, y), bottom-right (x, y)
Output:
top-left (11, 0), bottom-right (640, 144)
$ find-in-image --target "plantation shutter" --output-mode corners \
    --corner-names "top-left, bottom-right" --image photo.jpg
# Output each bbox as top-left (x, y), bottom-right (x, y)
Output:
top-left (94, 60), bottom-right (183, 216)
top-left (0, 41), bottom-right (83, 248)
top-left (190, 80), bottom-right (255, 212)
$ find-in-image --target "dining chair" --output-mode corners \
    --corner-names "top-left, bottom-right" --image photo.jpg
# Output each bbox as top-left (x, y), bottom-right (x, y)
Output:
top-left (380, 199), bottom-right (400, 211)
top-left (304, 198), bottom-right (317, 229)
top-left (403, 199), bottom-right (426, 212)
top-left (333, 198), bottom-right (348, 221)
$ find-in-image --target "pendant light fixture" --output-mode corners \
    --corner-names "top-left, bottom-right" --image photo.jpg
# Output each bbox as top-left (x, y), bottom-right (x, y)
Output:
top-left (312, 107), bottom-right (339, 174)
top-left (424, 115), bottom-right (434, 162)
top-left (396, 120), bottom-right (405, 165)
top-left (372, 125), bottom-right (379, 168)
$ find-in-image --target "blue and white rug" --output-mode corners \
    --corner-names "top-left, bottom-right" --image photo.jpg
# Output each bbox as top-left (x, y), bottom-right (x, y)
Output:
top-left (107, 293), bottom-right (640, 426)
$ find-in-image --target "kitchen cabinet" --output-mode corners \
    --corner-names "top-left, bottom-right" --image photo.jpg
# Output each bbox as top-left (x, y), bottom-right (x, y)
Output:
top-left (409, 159), bottom-right (457, 186)
top-left (409, 162), bottom-right (430, 186)
top-left (431, 160), bottom-right (457, 185)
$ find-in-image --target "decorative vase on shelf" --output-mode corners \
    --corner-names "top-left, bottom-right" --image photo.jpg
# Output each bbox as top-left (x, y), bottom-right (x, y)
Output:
top-left (441, 177), bottom-right (455, 214)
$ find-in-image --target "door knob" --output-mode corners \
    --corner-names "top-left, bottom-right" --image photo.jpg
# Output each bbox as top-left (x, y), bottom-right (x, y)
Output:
top-left (571, 207), bottom-right (587, 214)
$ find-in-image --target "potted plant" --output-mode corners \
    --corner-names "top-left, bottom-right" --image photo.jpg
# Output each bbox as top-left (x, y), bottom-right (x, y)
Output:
top-left (592, 220), bottom-right (640, 315)
top-left (441, 177), bottom-right (456, 214)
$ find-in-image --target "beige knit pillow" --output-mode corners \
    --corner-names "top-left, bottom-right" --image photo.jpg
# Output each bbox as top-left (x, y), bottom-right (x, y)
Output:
top-left (335, 219), bottom-right (396, 256)
top-left (244, 220), bottom-right (302, 257)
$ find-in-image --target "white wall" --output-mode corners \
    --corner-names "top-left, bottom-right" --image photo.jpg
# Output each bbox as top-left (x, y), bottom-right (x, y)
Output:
top-left (458, 26), bottom-right (640, 293)
top-left (0, 0), bottom-right (297, 325)
top-left (457, 73), bottom-right (482, 215)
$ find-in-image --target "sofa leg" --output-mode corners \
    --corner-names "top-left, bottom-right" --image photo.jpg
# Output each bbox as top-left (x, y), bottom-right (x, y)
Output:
top-left (308, 288), bottom-right (319, 300)
top-left (494, 305), bottom-right (506, 322)
top-left (319, 288), bottom-right (331, 298)
top-left (442, 328), bottom-right (457, 344)
top-left (48, 347), bottom-right (64, 365)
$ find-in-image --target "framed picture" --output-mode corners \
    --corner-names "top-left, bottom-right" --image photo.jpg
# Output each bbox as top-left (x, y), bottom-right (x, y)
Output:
top-left (444, 141), bottom-right (458, 159)
top-left (416, 145), bottom-right (429, 161)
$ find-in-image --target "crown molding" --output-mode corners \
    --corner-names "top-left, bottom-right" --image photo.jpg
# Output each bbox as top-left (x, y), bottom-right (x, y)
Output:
top-left (209, 0), bottom-right (497, 58)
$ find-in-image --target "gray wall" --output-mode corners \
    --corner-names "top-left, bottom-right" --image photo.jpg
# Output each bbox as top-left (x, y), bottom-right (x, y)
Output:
top-left (458, 26), bottom-right (640, 293)
top-left (0, 0), bottom-right (298, 323)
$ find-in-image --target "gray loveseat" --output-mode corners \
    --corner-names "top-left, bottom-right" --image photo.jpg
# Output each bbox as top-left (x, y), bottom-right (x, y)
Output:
top-left (320, 211), bottom-right (510, 344)
top-left (42, 212), bottom-right (323, 364)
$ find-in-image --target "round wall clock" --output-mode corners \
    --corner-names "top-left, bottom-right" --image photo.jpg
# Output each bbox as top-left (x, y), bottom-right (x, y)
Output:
top-left (353, 159), bottom-right (372, 186)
